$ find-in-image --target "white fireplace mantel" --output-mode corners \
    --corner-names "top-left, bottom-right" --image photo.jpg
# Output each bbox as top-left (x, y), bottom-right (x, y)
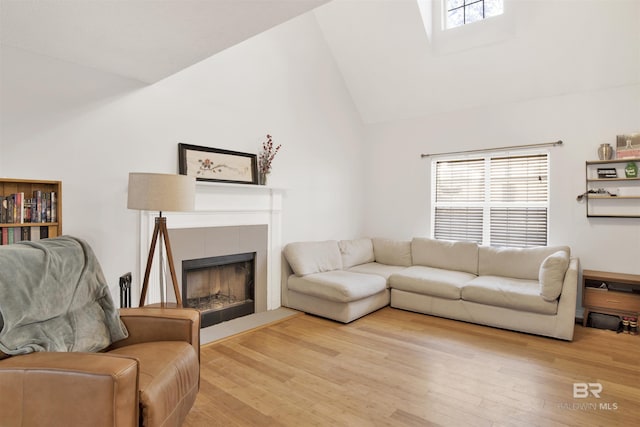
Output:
top-left (137, 182), bottom-right (284, 310)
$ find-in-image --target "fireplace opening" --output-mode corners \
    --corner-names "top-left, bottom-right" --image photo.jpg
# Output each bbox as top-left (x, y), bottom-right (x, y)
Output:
top-left (182, 252), bottom-right (255, 328)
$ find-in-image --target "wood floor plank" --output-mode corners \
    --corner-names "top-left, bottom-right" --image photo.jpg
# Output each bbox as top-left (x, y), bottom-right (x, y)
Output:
top-left (184, 307), bottom-right (640, 426)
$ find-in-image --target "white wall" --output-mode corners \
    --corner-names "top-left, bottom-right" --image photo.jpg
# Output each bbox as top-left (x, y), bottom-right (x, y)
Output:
top-left (0, 13), bottom-right (366, 304)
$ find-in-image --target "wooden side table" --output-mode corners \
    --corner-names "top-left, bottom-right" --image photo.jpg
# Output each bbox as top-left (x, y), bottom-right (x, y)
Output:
top-left (582, 269), bottom-right (640, 327)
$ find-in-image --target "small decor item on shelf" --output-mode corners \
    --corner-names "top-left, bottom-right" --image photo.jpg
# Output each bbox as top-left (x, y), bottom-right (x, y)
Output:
top-left (597, 143), bottom-right (614, 160)
top-left (616, 133), bottom-right (640, 159)
top-left (257, 134), bottom-right (281, 186)
top-left (576, 188), bottom-right (618, 201)
top-left (597, 168), bottom-right (617, 179)
top-left (625, 162), bottom-right (638, 178)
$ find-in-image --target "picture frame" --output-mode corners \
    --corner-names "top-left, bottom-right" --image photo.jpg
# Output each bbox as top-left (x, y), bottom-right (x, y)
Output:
top-left (616, 133), bottom-right (640, 159)
top-left (178, 143), bottom-right (258, 184)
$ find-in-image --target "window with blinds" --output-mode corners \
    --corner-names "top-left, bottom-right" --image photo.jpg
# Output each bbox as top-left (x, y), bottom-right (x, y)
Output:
top-left (432, 152), bottom-right (548, 247)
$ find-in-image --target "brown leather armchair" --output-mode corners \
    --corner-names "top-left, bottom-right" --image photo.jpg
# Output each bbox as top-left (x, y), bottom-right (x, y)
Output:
top-left (0, 307), bottom-right (200, 427)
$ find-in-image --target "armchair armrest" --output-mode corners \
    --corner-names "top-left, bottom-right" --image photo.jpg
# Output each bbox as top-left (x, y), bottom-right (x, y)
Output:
top-left (112, 307), bottom-right (200, 358)
top-left (0, 352), bottom-right (138, 427)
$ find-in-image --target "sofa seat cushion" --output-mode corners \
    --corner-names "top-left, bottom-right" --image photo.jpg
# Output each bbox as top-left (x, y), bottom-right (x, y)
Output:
top-left (108, 341), bottom-right (199, 427)
top-left (347, 262), bottom-right (407, 285)
top-left (462, 276), bottom-right (558, 315)
top-left (389, 266), bottom-right (476, 300)
top-left (288, 271), bottom-right (387, 303)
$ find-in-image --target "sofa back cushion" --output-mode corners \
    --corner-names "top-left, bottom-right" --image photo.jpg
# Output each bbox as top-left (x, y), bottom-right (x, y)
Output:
top-left (372, 238), bottom-right (412, 267)
top-left (478, 245), bottom-right (570, 280)
top-left (338, 239), bottom-right (375, 269)
top-left (411, 238), bottom-right (479, 275)
top-left (283, 240), bottom-right (343, 277)
top-left (539, 251), bottom-right (570, 301)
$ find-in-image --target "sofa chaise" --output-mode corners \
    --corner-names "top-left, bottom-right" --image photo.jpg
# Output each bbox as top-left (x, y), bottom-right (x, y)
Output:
top-left (282, 237), bottom-right (579, 340)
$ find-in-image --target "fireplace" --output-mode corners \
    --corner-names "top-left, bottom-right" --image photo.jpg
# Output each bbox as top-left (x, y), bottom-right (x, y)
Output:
top-left (182, 252), bottom-right (256, 328)
top-left (138, 183), bottom-right (283, 317)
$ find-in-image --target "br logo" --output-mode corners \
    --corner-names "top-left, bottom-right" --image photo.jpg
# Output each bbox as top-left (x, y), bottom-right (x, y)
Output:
top-left (573, 383), bottom-right (603, 398)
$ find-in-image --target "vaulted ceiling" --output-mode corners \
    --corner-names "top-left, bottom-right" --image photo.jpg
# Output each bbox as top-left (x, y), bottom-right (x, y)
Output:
top-left (2, 0), bottom-right (639, 124)
top-left (0, 0), bottom-right (330, 83)
top-left (315, 0), bottom-right (640, 123)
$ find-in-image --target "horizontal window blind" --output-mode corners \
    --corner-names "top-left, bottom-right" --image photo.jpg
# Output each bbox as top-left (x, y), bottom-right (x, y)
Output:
top-left (490, 155), bottom-right (548, 202)
top-left (432, 152), bottom-right (549, 247)
top-left (434, 207), bottom-right (483, 243)
top-left (436, 158), bottom-right (485, 203)
top-left (490, 207), bottom-right (548, 247)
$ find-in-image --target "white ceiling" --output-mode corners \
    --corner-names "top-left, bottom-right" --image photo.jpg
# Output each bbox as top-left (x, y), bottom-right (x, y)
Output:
top-left (315, 0), bottom-right (640, 124)
top-left (1, 0), bottom-right (639, 124)
top-left (0, 0), bottom-right (330, 83)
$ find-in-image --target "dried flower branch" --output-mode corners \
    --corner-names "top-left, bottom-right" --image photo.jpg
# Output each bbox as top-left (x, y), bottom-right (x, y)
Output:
top-left (258, 134), bottom-right (281, 174)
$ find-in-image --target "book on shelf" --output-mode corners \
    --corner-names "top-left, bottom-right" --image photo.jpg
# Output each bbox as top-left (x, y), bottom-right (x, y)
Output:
top-left (0, 196), bottom-right (6, 223)
top-left (6, 195), bottom-right (14, 223)
top-left (13, 227), bottom-right (21, 244)
top-left (45, 192), bottom-right (52, 222)
top-left (34, 190), bottom-right (41, 222)
top-left (51, 192), bottom-right (57, 222)
top-left (597, 168), bottom-right (618, 178)
top-left (14, 192), bottom-right (22, 224)
top-left (21, 226), bottom-right (31, 241)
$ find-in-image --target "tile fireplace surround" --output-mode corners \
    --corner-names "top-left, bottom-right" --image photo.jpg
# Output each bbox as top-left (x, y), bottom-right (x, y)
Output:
top-left (136, 182), bottom-right (283, 312)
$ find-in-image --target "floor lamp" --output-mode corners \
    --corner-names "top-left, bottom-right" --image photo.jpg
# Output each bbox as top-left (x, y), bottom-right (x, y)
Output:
top-left (127, 172), bottom-right (195, 307)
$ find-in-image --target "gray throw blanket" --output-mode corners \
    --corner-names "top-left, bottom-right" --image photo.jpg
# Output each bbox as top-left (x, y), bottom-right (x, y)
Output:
top-left (0, 236), bottom-right (128, 355)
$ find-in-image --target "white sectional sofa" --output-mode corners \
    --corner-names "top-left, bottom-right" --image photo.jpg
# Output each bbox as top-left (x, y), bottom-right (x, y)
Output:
top-left (281, 237), bottom-right (579, 340)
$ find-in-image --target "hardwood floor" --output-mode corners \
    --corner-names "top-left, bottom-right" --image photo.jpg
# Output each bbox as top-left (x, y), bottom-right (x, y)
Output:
top-left (183, 307), bottom-right (640, 426)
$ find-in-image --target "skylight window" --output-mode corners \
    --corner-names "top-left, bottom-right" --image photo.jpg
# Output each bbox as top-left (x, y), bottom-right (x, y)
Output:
top-left (445, 0), bottom-right (504, 29)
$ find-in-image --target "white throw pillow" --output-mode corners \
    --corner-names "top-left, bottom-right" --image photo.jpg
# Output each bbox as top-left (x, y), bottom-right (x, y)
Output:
top-left (539, 251), bottom-right (570, 301)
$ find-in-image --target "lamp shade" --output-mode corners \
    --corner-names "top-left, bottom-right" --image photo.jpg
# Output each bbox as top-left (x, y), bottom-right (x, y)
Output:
top-left (127, 173), bottom-right (195, 212)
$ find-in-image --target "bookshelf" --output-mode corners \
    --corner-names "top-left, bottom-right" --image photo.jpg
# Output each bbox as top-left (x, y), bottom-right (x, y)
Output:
top-left (585, 158), bottom-right (640, 218)
top-left (0, 178), bottom-right (62, 245)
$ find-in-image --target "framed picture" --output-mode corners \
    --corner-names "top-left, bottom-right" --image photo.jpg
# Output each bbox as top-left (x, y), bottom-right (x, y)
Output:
top-left (178, 143), bottom-right (258, 184)
top-left (616, 133), bottom-right (640, 159)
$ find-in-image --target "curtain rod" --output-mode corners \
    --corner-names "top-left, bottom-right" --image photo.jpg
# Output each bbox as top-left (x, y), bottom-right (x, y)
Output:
top-left (420, 140), bottom-right (563, 158)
